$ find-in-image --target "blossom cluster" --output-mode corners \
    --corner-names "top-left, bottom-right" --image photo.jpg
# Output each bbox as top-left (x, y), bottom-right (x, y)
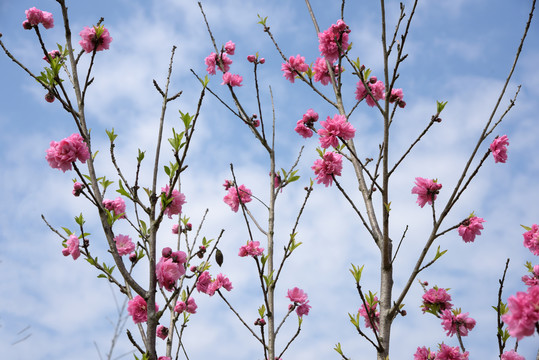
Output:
top-left (62, 234), bottom-right (80, 260)
top-left (318, 114), bottom-right (355, 149)
top-left (312, 151), bottom-right (343, 187)
top-left (501, 285), bottom-right (539, 340)
top-left (414, 344), bottom-right (469, 360)
top-left (196, 271), bottom-right (233, 296)
top-left (156, 247), bottom-right (187, 291)
top-left (238, 241), bottom-right (264, 257)
top-left (358, 296), bottom-right (380, 330)
top-left (457, 215), bottom-right (485, 243)
top-left (223, 183), bottom-right (252, 212)
top-left (127, 295), bottom-right (159, 324)
top-left (204, 40), bottom-right (243, 86)
top-left (294, 109), bottom-right (319, 138)
top-left (286, 287), bottom-right (311, 317)
top-left (79, 25), bottom-right (113, 53)
top-left (355, 76), bottom-right (385, 107)
top-left (103, 197), bottom-right (126, 219)
top-left (45, 133), bottom-right (90, 172)
top-left (411, 177), bottom-right (442, 208)
top-left (523, 224), bottom-right (539, 256)
top-left (23, 7), bottom-right (54, 29)
top-left (161, 185), bottom-right (186, 219)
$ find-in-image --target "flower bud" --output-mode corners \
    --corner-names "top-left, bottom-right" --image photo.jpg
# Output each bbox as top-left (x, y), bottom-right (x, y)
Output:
top-left (189, 265), bottom-right (197, 272)
top-left (186, 223), bottom-right (192, 231)
top-left (45, 91), bottom-right (55, 103)
top-left (72, 181), bottom-right (83, 196)
top-left (129, 252), bottom-right (137, 262)
top-left (259, 58), bottom-right (265, 64)
top-left (162, 247), bottom-right (172, 258)
top-left (247, 55), bottom-right (256, 63)
top-left (22, 20), bottom-right (32, 30)
top-left (369, 76), bottom-right (377, 84)
top-left (398, 100), bottom-right (406, 108)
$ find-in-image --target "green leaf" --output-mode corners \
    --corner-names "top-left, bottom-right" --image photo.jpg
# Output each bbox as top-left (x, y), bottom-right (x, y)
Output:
top-left (257, 14), bottom-right (268, 26)
top-left (436, 100), bottom-right (448, 113)
top-left (520, 224), bottom-right (532, 231)
top-left (74, 213), bottom-right (85, 226)
top-left (258, 304), bottom-right (266, 318)
top-left (116, 180), bottom-right (131, 198)
top-left (334, 343), bottom-right (343, 355)
top-left (164, 165), bottom-right (171, 176)
top-left (263, 270), bottom-right (275, 289)
top-left (433, 246), bottom-right (448, 261)
top-left (62, 227), bottom-right (72, 236)
top-left (106, 128), bottom-right (117, 142)
top-left (97, 274), bottom-right (107, 279)
top-left (349, 264), bottom-right (364, 283)
top-left (86, 257), bottom-right (96, 266)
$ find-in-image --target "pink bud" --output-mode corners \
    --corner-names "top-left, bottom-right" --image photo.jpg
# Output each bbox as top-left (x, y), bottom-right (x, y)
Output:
top-left (186, 223), bottom-right (192, 231)
top-left (45, 92), bottom-right (55, 103)
top-left (190, 265), bottom-right (197, 272)
top-left (22, 20), bottom-right (32, 30)
top-left (369, 76), bottom-right (377, 84)
top-left (162, 247), bottom-right (172, 258)
top-left (259, 58), bottom-right (265, 64)
top-left (247, 55), bottom-right (256, 63)
top-left (172, 224), bottom-right (179, 234)
top-left (72, 182), bottom-right (83, 196)
top-left (129, 253), bottom-right (137, 262)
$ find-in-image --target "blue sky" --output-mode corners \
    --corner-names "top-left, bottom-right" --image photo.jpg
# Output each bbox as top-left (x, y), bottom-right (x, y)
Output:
top-left (1, 0), bottom-right (538, 359)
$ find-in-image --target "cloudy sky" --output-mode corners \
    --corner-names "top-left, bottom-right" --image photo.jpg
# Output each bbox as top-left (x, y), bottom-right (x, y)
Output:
top-left (1, 0), bottom-right (538, 359)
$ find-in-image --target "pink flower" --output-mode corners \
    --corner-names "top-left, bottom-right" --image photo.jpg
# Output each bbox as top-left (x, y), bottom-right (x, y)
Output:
top-left (223, 184), bottom-right (252, 212)
top-left (72, 182), bottom-right (83, 196)
top-left (45, 133), bottom-right (90, 172)
top-left (161, 185), bottom-right (186, 219)
top-left (222, 179), bottom-right (234, 190)
top-left (294, 109), bottom-right (319, 138)
top-left (411, 177), bottom-right (442, 208)
top-left (281, 55), bottom-right (309, 83)
top-left (238, 241), bottom-right (264, 257)
top-left (175, 297), bottom-right (198, 314)
top-left (501, 350), bottom-right (525, 360)
top-left (414, 347), bottom-right (436, 360)
top-left (224, 40), bottom-right (235, 55)
top-left (287, 287), bottom-right (308, 303)
top-left (24, 7), bottom-right (54, 29)
top-left (522, 265), bottom-right (539, 287)
top-left (458, 215), bottom-right (485, 243)
top-left (79, 25), bottom-right (112, 53)
top-left (312, 57), bottom-right (341, 85)
top-left (287, 287), bottom-right (311, 317)
top-left (355, 79), bottom-right (386, 107)
top-left (490, 135), bottom-right (509, 163)
top-left (421, 286), bottom-right (452, 314)
top-left (196, 271), bottom-right (212, 294)
top-left (359, 297), bottom-right (380, 330)
top-left (156, 255), bottom-right (186, 291)
top-left (127, 296), bottom-right (159, 324)
top-left (103, 197), bottom-right (126, 219)
top-left (114, 234), bottom-right (135, 256)
top-left (43, 50), bottom-right (61, 63)
top-left (318, 114), bottom-right (355, 149)
top-left (221, 72), bottom-right (243, 87)
top-left (318, 19), bottom-right (349, 63)
top-left (501, 285), bottom-right (539, 340)
top-left (204, 52), bottom-right (232, 75)
top-left (62, 234), bottom-right (80, 260)
top-left (312, 151), bottom-right (343, 187)
top-left (156, 325), bottom-right (168, 340)
top-left (523, 224), bottom-right (539, 256)
top-left (158, 357), bottom-right (171, 360)
top-left (172, 224), bottom-right (179, 234)
top-left (435, 343), bottom-right (469, 360)
top-left (440, 309), bottom-right (476, 337)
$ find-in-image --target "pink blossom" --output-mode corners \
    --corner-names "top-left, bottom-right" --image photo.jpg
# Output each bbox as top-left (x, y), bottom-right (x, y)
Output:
top-left (79, 25), bottom-right (112, 53)
top-left (390, 88), bottom-right (404, 102)
top-left (359, 297), bottom-right (380, 330)
top-left (103, 197), bottom-right (126, 219)
top-left (209, 273), bottom-right (233, 295)
top-left (355, 79), bottom-right (386, 107)
top-left (114, 234), bottom-right (135, 256)
top-left (238, 241), bottom-right (264, 257)
top-left (158, 357), bottom-right (171, 360)
top-left (41, 11), bottom-right (54, 29)
top-left (294, 109), bottom-right (319, 138)
top-left (221, 72), bottom-right (243, 87)
top-left (172, 224), bottom-right (179, 234)
top-left (421, 286), bottom-right (452, 314)
top-left (501, 285), bottom-right (539, 340)
top-left (43, 50), bottom-right (61, 63)
top-left (24, 7), bottom-right (54, 29)
top-left (440, 309), bottom-right (476, 337)
top-left (318, 114), bottom-right (355, 149)
top-left (312, 57), bottom-right (341, 85)
top-left (457, 216), bottom-right (485, 243)
top-left (435, 343), bottom-right (469, 360)
top-left (222, 179), bottom-right (234, 190)
top-left (45, 133), bottom-right (90, 172)
top-left (296, 301), bottom-right (311, 317)
top-left (312, 151), bottom-right (343, 187)
top-left (501, 350), bottom-right (525, 360)
top-left (161, 185), bottom-right (186, 219)
top-left (414, 347), bottom-right (436, 360)
top-left (72, 182), bottom-right (83, 196)
top-left (175, 297), bottom-right (198, 314)
top-left (490, 135), bottom-right (509, 163)
top-left (411, 177), bottom-right (442, 208)
top-left (62, 234), bottom-right (80, 260)
top-left (224, 40), bottom-right (235, 55)
top-left (223, 184), bottom-right (252, 212)
top-left (522, 265), bottom-right (539, 286)
top-left (523, 224), bottom-right (539, 256)
top-left (196, 271), bottom-right (212, 294)
top-left (204, 52), bottom-right (232, 75)
top-left (127, 295), bottom-right (158, 324)
top-left (281, 55), bottom-right (309, 83)
top-left (156, 257), bottom-right (185, 291)
top-left (156, 325), bottom-right (168, 340)
top-left (287, 287), bottom-right (308, 303)
top-left (318, 19), bottom-right (350, 63)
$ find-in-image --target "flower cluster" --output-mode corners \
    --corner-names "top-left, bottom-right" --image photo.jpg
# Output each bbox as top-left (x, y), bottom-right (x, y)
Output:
top-left (440, 309), bottom-right (476, 337)
top-left (79, 25), bottom-right (112, 53)
top-left (103, 197), bottom-right (126, 219)
top-left (411, 177), bottom-right (442, 208)
top-left (358, 296), bottom-right (380, 330)
top-left (501, 285), bottom-right (539, 340)
top-left (156, 248), bottom-right (187, 291)
top-left (281, 55), bottom-right (309, 83)
top-left (389, 88), bottom-right (406, 108)
top-left (62, 234), bottom-right (80, 260)
top-left (318, 19), bottom-right (350, 63)
top-left (522, 264), bottom-right (539, 286)
top-left (457, 215), bottom-right (485, 243)
top-left (413, 346), bottom-right (436, 360)
top-left (312, 57), bottom-right (342, 86)
top-left (286, 287), bottom-right (311, 317)
top-left (196, 271), bottom-right (233, 296)
top-left (174, 297), bottom-right (198, 314)
top-left (204, 41), bottom-right (243, 86)
top-left (414, 344), bottom-right (469, 360)
top-left (221, 72), bottom-right (243, 87)
top-left (114, 234), bottom-right (135, 256)
top-left (523, 224), bottom-right (539, 256)
top-left (45, 133), bottom-right (90, 172)
top-left (127, 295), bottom-right (159, 324)
top-left (23, 7), bottom-right (54, 29)
top-left (501, 350), bottom-right (526, 360)
top-left (355, 77), bottom-right (386, 107)
top-left (223, 184), bottom-right (252, 212)
top-left (161, 185), bottom-right (186, 219)
top-left (318, 114), bottom-right (355, 149)
top-left (312, 151), bottom-right (343, 187)
top-left (421, 286), bottom-right (453, 314)
top-left (294, 109), bottom-right (319, 138)
top-left (238, 241), bottom-right (264, 257)
top-left (490, 135), bottom-right (509, 163)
